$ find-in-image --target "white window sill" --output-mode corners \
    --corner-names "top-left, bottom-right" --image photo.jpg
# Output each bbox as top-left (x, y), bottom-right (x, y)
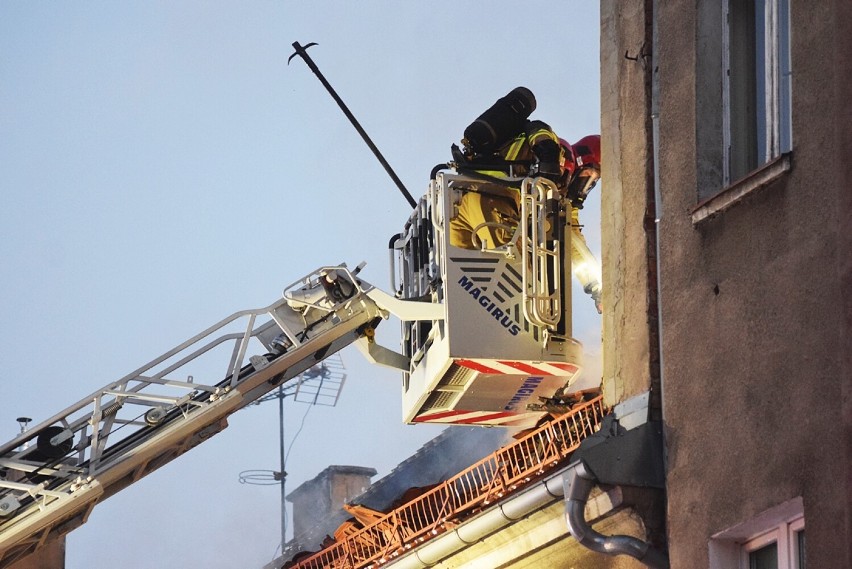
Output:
top-left (692, 153), bottom-right (792, 224)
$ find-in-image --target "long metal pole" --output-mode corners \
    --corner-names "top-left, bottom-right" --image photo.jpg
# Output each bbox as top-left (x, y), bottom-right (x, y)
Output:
top-left (288, 41), bottom-right (418, 209)
top-left (278, 386), bottom-right (286, 550)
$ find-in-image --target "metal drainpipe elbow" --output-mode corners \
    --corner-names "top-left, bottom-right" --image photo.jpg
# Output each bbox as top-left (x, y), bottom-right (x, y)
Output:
top-left (564, 461), bottom-right (669, 569)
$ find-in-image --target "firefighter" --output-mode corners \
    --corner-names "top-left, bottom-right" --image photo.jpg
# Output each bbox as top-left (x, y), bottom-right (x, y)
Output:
top-left (448, 87), bottom-right (559, 250)
top-left (447, 88), bottom-right (603, 313)
top-left (448, 118), bottom-right (567, 250)
top-left (564, 135), bottom-right (603, 314)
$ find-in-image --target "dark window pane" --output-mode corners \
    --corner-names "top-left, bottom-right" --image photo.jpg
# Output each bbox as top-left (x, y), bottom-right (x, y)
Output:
top-left (749, 542), bottom-right (778, 569)
top-left (797, 530), bottom-right (806, 568)
top-left (729, 0), bottom-right (759, 181)
top-left (754, 0), bottom-right (767, 162)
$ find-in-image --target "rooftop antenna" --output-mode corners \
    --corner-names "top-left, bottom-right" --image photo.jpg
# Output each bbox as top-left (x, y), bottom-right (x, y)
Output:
top-left (239, 353), bottom-right (347, 558)
top-left (288, 41), bottom-right (418, 209)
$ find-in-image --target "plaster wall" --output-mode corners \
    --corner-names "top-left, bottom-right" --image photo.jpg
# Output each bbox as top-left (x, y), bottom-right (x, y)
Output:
top-left (7, 538), bottom-right (64, 569)
top-left (840, 0), bottom-right (852, 560)
top-left (600, 0), bottom-right (657, 409)
top-left (653, 2), bottom-right (852, 568)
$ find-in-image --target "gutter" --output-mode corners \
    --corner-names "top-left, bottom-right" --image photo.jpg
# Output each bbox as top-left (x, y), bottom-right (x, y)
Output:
top-left (389, 395), bottom-right (668, 569)
top-left (562, 393), bottom-right (670, 568)
top-left (651, 0), bottom-right (666, 423)
top-left (388, 463), bottom-right (618, 569)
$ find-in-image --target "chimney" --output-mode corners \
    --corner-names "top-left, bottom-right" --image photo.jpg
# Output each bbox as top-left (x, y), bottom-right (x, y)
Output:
top-left (286, 465), bottom-right (376, 552)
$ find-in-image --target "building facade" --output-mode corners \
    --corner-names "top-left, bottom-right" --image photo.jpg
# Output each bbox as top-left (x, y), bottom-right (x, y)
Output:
top-left (601, 1), bottom-right (852, 567)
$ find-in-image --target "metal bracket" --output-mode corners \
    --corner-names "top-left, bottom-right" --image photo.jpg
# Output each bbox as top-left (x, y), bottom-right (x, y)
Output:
top-left (574, 419), bottom-right (665, 489)
top-left (353, 337), bottom-right (411, 372)
top-left (363, 286), bottom-right (445, 322)
top-left (570, 391), bottom-right (664, 488)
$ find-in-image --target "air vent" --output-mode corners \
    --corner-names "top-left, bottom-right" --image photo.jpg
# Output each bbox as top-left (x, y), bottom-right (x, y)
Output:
top-left (422, 390), bottom-right (458, 411)
top-left (442, 363), bottom-right (475, 386)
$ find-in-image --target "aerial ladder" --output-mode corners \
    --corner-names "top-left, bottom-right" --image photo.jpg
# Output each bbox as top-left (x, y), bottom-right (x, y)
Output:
top-left (0, 172), bottom-right (585, 566)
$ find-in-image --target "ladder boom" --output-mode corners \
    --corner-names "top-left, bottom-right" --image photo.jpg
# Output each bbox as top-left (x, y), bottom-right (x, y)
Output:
top-left (0, 264), bottom-right (386, 566)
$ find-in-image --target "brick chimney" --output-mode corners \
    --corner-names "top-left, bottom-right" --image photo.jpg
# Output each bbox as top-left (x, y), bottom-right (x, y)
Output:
top-left (286, 465), bottom-right (376, 552)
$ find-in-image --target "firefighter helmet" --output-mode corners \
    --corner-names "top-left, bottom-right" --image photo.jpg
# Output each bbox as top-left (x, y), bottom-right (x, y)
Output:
top-left (566, 135), bottom-right (601, 208)
top-left (571, 135), bottom-right (601, 169)
top-left (558, 138), bottom-right (576, 178)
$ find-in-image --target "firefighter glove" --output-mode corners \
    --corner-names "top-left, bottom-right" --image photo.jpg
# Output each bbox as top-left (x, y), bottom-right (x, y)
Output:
top-left (531, 139), bottom-right (562, 182)
top-left (532, 160), bottom-right (563, 182)
top-left (584, 282), bottom-right (603, 314)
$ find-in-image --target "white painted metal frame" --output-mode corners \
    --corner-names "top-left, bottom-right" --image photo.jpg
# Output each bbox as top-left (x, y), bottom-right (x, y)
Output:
top-left (520, 176), bottom-right (562, 330)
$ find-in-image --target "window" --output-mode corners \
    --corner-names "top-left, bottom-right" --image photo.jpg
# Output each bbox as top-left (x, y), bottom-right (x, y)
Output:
top-left (723, 0), bottom-right (792, 185)
top-left (740, 515), bottom-right (805, 569)
top-left (710, 497), bottom-right (805, 569)
top-left (748, 542), bottom-right (778, 569)
top-left (692, 0), bottom-right (793, 220)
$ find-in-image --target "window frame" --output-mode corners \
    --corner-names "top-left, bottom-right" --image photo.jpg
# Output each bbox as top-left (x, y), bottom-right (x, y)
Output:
top-left (789, 517), bottom-right (805, 569)
top-left (693, 0), bottom-right (792, 223)
top-left (709, 497), bottom-right (804, 569)
top-left (738, 515), bottom-right (804, 569)
top-left (721, 0), bottom-right (792, 187)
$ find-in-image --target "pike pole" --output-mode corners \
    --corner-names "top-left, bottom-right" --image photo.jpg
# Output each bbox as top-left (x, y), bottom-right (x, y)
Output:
top-left (288, 41), bottom-right (418, 209)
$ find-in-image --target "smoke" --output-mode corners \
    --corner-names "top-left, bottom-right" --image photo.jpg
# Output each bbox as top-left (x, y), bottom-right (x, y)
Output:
top-left (574, 341), bottom-right (604, 393)
top-left (352, 426), bottom-right (509, 513)
top-left (570, 301), bottom-right (604, 393)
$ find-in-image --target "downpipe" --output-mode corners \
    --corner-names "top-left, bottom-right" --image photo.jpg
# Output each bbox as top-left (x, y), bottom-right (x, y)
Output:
top-left (564, 461), bottom-right (669, 569)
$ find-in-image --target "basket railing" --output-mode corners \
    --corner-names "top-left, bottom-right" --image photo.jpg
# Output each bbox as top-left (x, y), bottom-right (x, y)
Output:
top-left (289, 395), bottom-right (606, 569)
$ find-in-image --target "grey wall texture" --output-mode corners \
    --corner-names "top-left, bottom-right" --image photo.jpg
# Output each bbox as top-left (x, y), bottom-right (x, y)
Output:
top-left (598, 1), bottom-right (852, 567)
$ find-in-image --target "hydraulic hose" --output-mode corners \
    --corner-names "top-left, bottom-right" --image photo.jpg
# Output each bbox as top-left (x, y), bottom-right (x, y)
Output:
top-left (430, 163), bottom-right (450, 180)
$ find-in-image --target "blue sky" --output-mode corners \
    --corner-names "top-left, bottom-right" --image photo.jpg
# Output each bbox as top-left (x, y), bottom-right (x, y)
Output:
top-left (0, 2), bottom-right (601, 567)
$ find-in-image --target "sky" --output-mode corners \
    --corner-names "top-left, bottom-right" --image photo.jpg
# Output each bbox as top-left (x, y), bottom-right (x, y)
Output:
top-left (0, 2), bottom-right (601, 568)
